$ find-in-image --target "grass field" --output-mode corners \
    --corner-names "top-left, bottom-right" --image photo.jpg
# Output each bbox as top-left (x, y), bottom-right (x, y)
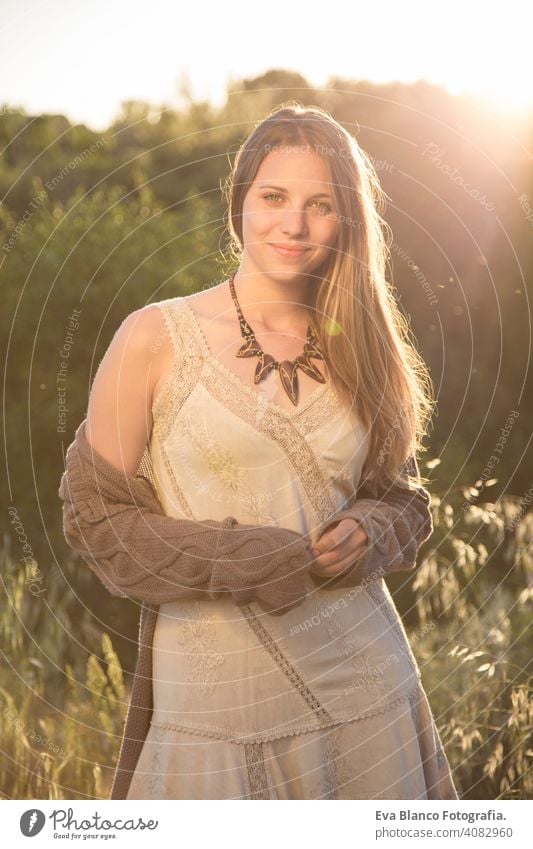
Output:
top-left (1, 494), bottom-right (531, 800)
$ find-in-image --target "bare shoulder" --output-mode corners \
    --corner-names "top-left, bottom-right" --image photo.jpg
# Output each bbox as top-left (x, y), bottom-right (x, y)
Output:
top-left (101, 302), bottom-right (178, 399)
top-left (116, 285), bottom-right (228, 362)
top-left (86, 303), bottom-right (179, 467)
top-left (117, 302), bottom-right (173, 351)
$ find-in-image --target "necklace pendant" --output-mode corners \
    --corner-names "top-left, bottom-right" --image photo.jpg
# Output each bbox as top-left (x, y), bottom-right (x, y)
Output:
top-left (254, 353), bottom-right (277, 383)
top-left (303, 338), bottom-right (324, 360)
top-left (279, 360), bottom-right (299, 406)
top-left (294, 354), bottom-right (326, 383)
top-left (236, 336), bottom-right (262, 357)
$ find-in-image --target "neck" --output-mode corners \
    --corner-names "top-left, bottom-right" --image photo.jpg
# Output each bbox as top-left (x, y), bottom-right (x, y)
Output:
top-left (229, 265), bottom-right (314, 331)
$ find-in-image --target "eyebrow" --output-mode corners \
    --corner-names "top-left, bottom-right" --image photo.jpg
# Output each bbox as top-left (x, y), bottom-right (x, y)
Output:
top-left (257, 184), bottom-right (332, 199)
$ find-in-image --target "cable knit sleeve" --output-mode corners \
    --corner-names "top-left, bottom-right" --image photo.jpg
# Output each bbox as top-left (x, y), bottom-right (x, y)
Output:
top-left (310, 454), bottom-right (434, 588)
top-left (58, 419), bottom-right (313, 614)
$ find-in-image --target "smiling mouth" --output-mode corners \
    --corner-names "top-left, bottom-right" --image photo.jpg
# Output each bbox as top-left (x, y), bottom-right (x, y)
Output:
top-left (269, 242), bottom-right (312, 256)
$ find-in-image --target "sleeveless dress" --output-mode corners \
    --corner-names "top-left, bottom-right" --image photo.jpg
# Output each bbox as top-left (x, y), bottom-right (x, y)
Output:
top-left (125, 293), bottom-right (458, 800)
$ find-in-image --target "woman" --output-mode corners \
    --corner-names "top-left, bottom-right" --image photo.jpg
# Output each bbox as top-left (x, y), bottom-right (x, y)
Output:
top-left (60, 102), bottom-right (458, 799)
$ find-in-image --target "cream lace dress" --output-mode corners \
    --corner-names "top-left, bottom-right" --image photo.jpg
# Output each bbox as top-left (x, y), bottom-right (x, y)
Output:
top-left (126, 293), bottom-right (458, 800)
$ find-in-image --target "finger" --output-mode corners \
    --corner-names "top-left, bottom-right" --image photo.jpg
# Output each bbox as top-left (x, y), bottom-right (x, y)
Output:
top-left (312, 529), bottom-right (338, 555)
top-left (314, 519), bottom-right (364, 554)
top-left (312, 554), bottom-right (357, 578)
top-left (312, 530), bottom-right (367, 568)
top-left (311, 541), bottom-right (368, 575)
top-left (313, 552), bottom-right (364, 578)
top-left (313, 528), bottom-right (349, 558)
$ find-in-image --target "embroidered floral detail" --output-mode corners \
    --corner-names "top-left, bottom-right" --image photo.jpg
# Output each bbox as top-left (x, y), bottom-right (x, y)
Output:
top-left (298, 593), bottom-right (398, 702)
top-left (174, 601), bottom-right (226, 695)
top-left (237, 491), bottom-right (278, 526)
top-left (146, 725), bottom-right (165, 797)
top-left (307, 722), bottom-right (388, 800)
top-left (180, 414), bottom-right (245, 492)
top-left (363, 580), bottom-right (421, 680)
top-left (343, 651), bottom-right (398, 699)
top-left (175, 411), bottom-right (279, 524)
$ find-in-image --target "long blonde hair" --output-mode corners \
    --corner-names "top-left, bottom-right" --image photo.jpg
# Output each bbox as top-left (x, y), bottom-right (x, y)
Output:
top-left (222, 101), bottom-right (435, 488)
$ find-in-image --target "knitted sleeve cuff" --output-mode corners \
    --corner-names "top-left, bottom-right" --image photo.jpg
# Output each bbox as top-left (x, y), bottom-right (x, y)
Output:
top-left (309, 484), bottom-right (433, 590)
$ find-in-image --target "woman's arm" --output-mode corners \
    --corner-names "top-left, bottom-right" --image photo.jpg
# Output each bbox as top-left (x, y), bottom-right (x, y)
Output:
top-left (85, 305), bottom-right (164, 476)
top-left (310, 454), bottom-right (434, 588)
top-left (59, 306), bottom-right (313, 615)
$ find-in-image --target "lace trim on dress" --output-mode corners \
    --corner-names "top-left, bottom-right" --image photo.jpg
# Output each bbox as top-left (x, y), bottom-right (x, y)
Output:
top-left (239, 604), bottom-right (334, 723)
top-left (308, 688), bottom-right (451, 800)
top-left (149, 687), bottom-right (421, 745)
top-left (136, 447), bottom-right (158, 490)
top-left (241, 605), bottom-right (334, 722)
top-left (151, 300), bottom-right (205, 440)
top-left (244, 741), bottom-right (271, 799)
top-left (149, 300), bottom-right (207, 516)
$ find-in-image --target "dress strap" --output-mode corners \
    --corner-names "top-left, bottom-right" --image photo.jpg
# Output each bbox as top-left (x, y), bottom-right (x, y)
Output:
top-left (154, 297), bottom-right (203, 361)
top-left (148, 297), bottom-right (205, 441)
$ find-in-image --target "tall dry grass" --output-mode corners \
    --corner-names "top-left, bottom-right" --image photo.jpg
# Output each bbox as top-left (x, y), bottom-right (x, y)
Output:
top-left (1, 492), bottom-right (531, 799)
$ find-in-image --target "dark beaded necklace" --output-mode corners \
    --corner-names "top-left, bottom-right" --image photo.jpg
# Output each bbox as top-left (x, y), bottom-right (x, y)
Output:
top-left (228, 270), bottom-right (326, 406)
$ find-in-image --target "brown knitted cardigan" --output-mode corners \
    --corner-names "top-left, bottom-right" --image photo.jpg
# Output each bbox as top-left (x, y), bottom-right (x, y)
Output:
top-left (58, 418), bottom-right (433, 799)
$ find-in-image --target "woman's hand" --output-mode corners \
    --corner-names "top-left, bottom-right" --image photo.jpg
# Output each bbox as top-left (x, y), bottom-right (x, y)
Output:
top-left (309, 517), bottom-right (369, 579)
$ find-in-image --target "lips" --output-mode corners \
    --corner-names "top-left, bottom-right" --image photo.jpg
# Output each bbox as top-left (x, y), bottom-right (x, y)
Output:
top-left (269, 242), bottom-right (311, 257)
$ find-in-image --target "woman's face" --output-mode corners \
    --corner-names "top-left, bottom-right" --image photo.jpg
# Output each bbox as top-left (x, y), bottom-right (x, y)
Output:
top-left (240, 146), bottom-right (338, 281)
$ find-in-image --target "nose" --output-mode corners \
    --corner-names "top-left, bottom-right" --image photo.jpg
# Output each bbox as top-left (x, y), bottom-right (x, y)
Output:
top-left (280, 206), bottom-right (309, 237)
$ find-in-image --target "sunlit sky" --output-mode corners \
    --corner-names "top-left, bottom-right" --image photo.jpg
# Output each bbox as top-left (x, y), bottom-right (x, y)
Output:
top-left (1, 0), bottom-right (531, 131)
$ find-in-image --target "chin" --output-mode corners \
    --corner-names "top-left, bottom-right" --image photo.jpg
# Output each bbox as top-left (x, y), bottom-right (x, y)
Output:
top-left (260, 255), bottom-right (322, 276)
top-left (265, 268), bottom-right (312, 283)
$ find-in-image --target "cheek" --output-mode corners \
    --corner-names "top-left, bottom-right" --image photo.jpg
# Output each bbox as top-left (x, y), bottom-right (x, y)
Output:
top-left (243, 207), bottom-right (276, 236)
top-left (315, 217), bottom-right (338, 247)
